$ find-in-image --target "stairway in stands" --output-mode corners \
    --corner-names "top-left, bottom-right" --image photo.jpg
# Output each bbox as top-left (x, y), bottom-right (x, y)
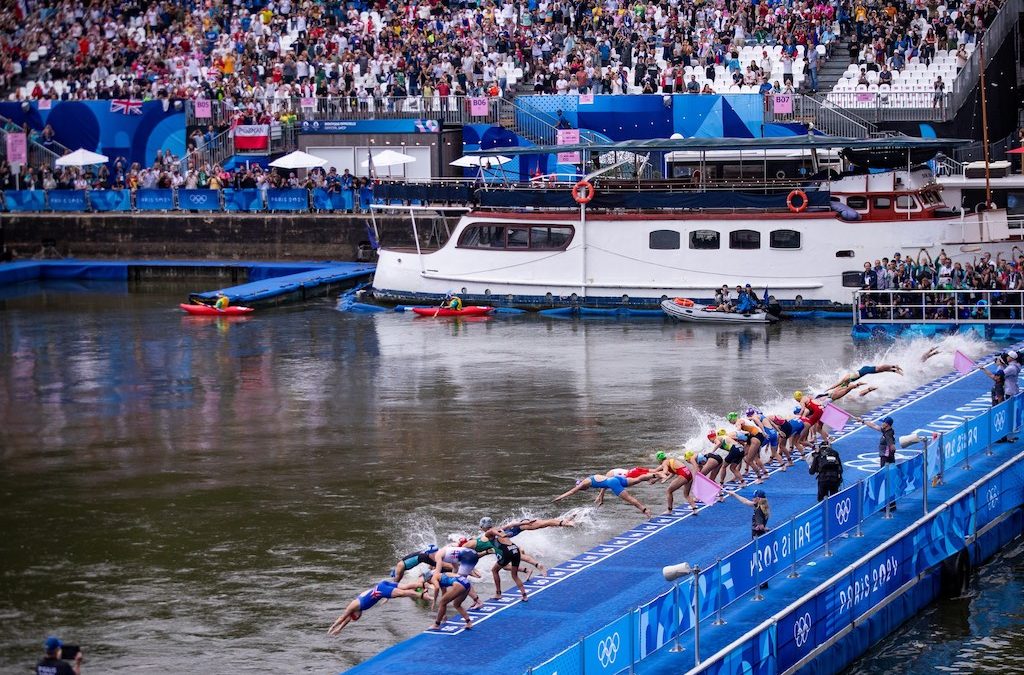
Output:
top-left (817, 38), bottom-right (854, 94)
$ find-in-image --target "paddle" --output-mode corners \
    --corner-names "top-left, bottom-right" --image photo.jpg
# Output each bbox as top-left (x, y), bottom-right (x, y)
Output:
top-left (432, 296), bottom-right (449, 318)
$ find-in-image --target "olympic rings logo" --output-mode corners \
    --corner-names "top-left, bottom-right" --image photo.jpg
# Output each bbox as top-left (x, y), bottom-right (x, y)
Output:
top-left (793, 612), bottom-right (813, 648)
top-left (834, 498), bottom-right (852, 525)
top-left (994, 410), bottom-right (1006, 429)
top-left (189, 194), bottom-right (208, 204)
top-left (596, 632), bottom-right (621, 668)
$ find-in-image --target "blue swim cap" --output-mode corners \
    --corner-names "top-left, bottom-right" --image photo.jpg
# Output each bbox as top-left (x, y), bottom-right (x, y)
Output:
top-left (793, 406), bottom-right (802, 414)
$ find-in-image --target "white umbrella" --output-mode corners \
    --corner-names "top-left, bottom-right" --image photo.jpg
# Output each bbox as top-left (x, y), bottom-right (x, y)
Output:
top-left (450, 155), bottom-right (512, 168)
top-left (55, 148), bottom-right (109, 167)
top-left (361, 149), bottom-right (416, 169)
top-left (269, 150), bottom-right (328, 170)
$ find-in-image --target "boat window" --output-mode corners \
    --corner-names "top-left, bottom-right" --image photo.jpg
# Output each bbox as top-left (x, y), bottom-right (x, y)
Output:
top-left (895, 194), bottom-right (919, 210)
top-left (842, 271), bottom-right (863, 287)
top-left (873, 197), bottom-right (892, 209)
top-left (649, 230), bottom-right (681, 250)
top-left (769, 229), bottom-right (801, 249)
top-left (458, 225), bottom-right (506, 248)
top-left (835, 250), bottom-right (855, 258)
top-left (507, 227), bottom-right (529, 248)
top-left (729, 229), bottom-right (761, 249)
top-left (529, 226), bottom-right (574, 249)
top-left (689, 230), bottom-right (720, 249)
top-left (846, 195), bottom-right (869, 210)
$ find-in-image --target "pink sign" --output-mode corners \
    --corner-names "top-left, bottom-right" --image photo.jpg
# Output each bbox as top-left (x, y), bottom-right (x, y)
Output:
top-left (855, 92), bottom-right (875, 103)
top-left (772, 94), bottom-right (793, 114)
top-left (38, 99), bottom-right (51, 110)
top-left (469, 97), bottom-right (489, 116)
top-left (579, 93), bottom-right (594, 105)
top-left (953, 350), bottom-right (976, 374)
top-left (556, 128), bottom-right (580, 164)
top-left (194, 99), bottom-right (212, 118)
top-left (5, 132), bottom-right (27, 165)
top-left (300, 96), bottom-right (316, 109)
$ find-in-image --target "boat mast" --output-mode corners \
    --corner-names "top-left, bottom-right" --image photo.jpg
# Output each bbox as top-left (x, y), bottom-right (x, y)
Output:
top-left (979, 38), bottom-right (992, 207)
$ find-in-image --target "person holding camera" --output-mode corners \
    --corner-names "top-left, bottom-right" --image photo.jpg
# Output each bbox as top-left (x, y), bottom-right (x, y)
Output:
top-left (36, 636), bottom-right (82, 675)
top-left (808, 443), bottom-right (844, 501)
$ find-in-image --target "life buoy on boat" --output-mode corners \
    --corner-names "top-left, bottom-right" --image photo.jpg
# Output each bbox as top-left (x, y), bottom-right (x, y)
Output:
top-left (673, 298), bottom-right (695, 307)
top-left (572, 180), bottom-right (595, 204)
top-left (787, 189), bottom-right (808, 213)
top-left (691, 169), bottom-right (702, 183)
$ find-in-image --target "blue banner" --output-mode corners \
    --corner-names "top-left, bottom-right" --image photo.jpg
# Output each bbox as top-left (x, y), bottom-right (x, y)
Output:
top-left (719, 539), bottom-right (757, 605)
top-left (776, 597), bottom-right (818, 672)
top-left (136, 189), bottom-right (174, 211)
top-left (991, 398), bottom-right (1013, 440)
top-left (531, 643), bottom-right (581, 675)
top-left (825, 484), bottom-right (861, 538)
top-left (967, 414), bottom-right (989, 456)
top-left (312, 188), bottom-right (334, 211)
top-left (941, 418), bottom-right (969, 470)
top-left (48, 190), bottom-right (87, 211)
top-left (88, 189), bottom-right (131, 212)
top-left (851, 538), bottom-right (910, 620)
top-left (267, 188), bottom-right (309, 211)
top-left (336, 190), bottom-right (354, 211)
top-left (223, 188), bottom-right (263, 212)
top-left (862, 464), bottom-right (892, 514)
top-left (178, 189), bottom-right (220, 211)
top-left (637, 589), bottom-right (678, 659)
top-left (818, 570), bottom-right (854, 646)
top-left (1014, 393), bottom-right (1024, 432)
top-left (299, 118), bottom-right (439, 134)
top-left (700, 626), bottom-right (776, 675)
top-left (790, 502), bottom-right (825, 564)
top-left (911, 506), bottom-right (965, 573)
top-left (976, 473), bottom-right (1005, 531)
top-left (3, 189), bottom-right (46, 212)
top-left (582, 612), bottom-right (633, 675)
top-left (893, 453), bottom-right (924, 500)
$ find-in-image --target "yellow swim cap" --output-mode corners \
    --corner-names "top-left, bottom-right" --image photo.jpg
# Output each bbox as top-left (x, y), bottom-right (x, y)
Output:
top-left (684, 449), bottom-right (696, 461)
top-left (717, 428), bottom-right (726, 437)
top-left (794, 390), bottom-right (803, 401)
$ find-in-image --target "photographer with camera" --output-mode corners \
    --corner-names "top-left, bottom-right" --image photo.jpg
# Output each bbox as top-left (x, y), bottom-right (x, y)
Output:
top-left (808, 442), bottom-right (844, 501)
top-left (36, 636), bottom-right (82, 675)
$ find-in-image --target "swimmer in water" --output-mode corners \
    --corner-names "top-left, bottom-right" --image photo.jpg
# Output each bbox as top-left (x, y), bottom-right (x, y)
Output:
top-left (392, 545), bottom-right (444, 582)
top-left (472, 520), bottom-right (548, 577)
top-left (830, 364), bottom-right (903, 390)
top-left (653, 450), bottom-right (701, 514)
top-left (493, 516), bottom-right (576, 539)
top-left (793, 393), bottom-right (830, 447)
top-left (921, 346), bottom-right (941, 363)
top-left (430, 541), bottom-right (481, 629)
top-left (553, 470), bottom-right (657, 517)
top-left (327, 580), bottom-right (425, 636)
top-left (746, 408), bottom-right (786, 469)
top-left (822, 381), bottom-right (877, 401)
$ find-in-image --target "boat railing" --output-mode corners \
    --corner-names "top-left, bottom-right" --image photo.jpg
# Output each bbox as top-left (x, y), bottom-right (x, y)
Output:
top-left (526, 386), bottom-right (1022, 674)
top-left (854, 289), bottom-right (1024, 324)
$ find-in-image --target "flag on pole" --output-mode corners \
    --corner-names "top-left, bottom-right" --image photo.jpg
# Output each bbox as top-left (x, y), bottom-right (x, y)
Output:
top-left (691, 471), bottom-right (723, 505)
top-left (110, 99), bottom-right (143, 115)
top-left (953, 350), bottom-right (976, 375)
top-left (819, 402), bottom-right (852, 430)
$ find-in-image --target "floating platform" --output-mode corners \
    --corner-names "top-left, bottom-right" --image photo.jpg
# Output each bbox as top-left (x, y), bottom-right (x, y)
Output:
top-left (189, 262), bottom-right (375, 307)
top-left (347, 348), bottom-right (1024, 675)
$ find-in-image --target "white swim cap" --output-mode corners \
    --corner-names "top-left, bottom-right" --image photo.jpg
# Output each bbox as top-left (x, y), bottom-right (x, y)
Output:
top-left (479, 517), bottom-right (493, 529)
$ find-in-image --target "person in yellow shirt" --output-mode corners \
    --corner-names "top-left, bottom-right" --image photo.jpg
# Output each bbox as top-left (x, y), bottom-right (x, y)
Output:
top-left (214, 293), bottom-right (230, 310)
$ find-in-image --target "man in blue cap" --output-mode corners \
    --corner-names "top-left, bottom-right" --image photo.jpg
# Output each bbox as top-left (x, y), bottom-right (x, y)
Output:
top-left (36, 636), bottom-right (82, 675)
top-left (857, 414), bottom-right (899, 511)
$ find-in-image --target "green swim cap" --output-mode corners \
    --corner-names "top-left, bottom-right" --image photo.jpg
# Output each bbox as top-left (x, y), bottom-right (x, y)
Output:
top-left (727, 412), bottom-right (739, 423)
top-left (655, 451), bottom-right (667, 462)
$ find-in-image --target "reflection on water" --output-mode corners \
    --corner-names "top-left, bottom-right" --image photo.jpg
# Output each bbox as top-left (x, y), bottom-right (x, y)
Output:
top-left (0, 283), bottom-right (1012, 672)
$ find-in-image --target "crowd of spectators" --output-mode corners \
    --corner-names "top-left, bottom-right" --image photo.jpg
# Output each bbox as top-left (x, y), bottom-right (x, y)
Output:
top-left (0, 0), bottom-right (1005, 107)
top-left (858, 248), bottom-right (1024, 320)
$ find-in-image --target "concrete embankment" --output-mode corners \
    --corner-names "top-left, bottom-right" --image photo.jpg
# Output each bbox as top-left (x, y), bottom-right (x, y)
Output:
top-left (0, 212), bottom-right (438, 260)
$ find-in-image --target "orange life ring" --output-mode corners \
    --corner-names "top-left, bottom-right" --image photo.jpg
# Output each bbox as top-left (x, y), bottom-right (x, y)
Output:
top-left (572, 180), bottom-right (595, 204)
top-left (673, 298), bottom-right (695, 307)
top-left (691, 169), bottom-right (702, 183)
top-left (787, 189), bottom-right (808, 213)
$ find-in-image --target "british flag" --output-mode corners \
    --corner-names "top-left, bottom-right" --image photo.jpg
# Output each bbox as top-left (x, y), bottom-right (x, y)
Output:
top-left (110, 99), bottom-right (143, 115)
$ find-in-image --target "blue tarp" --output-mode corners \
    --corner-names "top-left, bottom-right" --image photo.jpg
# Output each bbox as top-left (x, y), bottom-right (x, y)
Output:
top-left (223, 189), bottom-right (264, 212)
top-left (311, 189), bottom-right (355, 212)
top-left (136, 189), bottom-right (175, 211)
top-left (89, 190), bottom-right (131, 212)
top-left (178, 189), bottom-right (220, 211)
top-left (48, 190), bottom-right (88, 211)
top-left (3, 190), bottom-right (46, 212)
top-left (267, 188), bottom-right (309, 211)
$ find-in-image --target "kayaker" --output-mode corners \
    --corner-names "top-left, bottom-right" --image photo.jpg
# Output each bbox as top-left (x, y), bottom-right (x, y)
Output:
top-left (214, 293), bottom-right (229, 310)
top-left (653, 450), bottom-right (700, 514)
top-left (553, 470), bottom-right (657, 517)
top-left (327, 580), bottom-right (425, 636)
top-left (446, 294), bottom-right (464, 311)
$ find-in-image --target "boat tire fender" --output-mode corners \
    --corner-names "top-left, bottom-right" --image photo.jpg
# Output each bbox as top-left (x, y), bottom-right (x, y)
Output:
top-left (572, 180), bottom-right (595, 204)
top-left (787, 189), bottom-right (809, 213)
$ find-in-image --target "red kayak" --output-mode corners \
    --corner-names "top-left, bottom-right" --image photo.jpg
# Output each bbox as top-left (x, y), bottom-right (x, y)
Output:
top-left (179, 303), bottom-right (255, 316)
top-left (411, 305), bottom-right (494, 317)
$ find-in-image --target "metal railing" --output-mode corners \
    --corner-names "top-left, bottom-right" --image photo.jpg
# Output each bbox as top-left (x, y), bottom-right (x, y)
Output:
top-left (765, 94), bottom-right (875, 138)
top-left (179, 126), bottom-right (235, 173)
top-left (855, 289), bottom-right (1024, 324)
top-left (528, 382), bottom-right (1023, 674)
top-left (950, 0), bottom-right (1023, 115)
top-left (0, 114), bottom-right (69, 169)
top-left (820, 90), bottom-right (953, 122)
top-left (185, 95), bottom-right (508, 128)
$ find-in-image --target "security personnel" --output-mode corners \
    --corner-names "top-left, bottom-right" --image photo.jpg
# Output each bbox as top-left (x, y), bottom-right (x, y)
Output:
top-left (808, 442), bottom-right (843, 501)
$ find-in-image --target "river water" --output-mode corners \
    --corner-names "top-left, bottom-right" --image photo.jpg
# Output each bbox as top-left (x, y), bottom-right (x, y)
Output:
top-left (0, 281), bottom-right (1017, 673)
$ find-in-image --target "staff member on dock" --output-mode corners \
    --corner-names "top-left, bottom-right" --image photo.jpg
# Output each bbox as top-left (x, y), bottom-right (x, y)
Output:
top-left (725, 489), bottom-right (771, 539)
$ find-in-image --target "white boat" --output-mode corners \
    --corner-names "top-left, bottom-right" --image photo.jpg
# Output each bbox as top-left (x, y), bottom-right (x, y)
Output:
top-left (660, 299), bottom-right (777, 324)
top-left (371, 137), bottom-right (1016, 308)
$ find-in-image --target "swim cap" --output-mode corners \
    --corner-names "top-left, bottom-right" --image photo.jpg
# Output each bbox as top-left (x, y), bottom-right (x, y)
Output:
top-left (706, 431), bottom-right (716, 442)
top-left (655, 451), bottom-right (667, 462)
top-left (426, 545), bottom-right (438, 553)
top-left (696, 454), bottom-right (707, 464)
top-left (726, 412), bottom-right (739, 423)
top-left (793, 406), bottom-right (802, 414)
top-left (745, 407), bottom-right (758, 417)
top-left (478, 517), bottom-right (493, 529)
top-left (457, 537), bottom-right (469, 547)
top-left (794, 390), bottom-right (803, 401)
top-left (717, 428), bottom-right (727, 437)
top-left (683, 449), bottom-right (696, 461)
